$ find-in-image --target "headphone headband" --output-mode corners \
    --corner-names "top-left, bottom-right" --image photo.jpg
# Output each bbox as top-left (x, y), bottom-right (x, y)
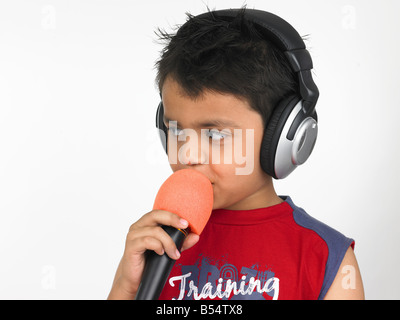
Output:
top-left (197, 9), bottom-right (304, 51)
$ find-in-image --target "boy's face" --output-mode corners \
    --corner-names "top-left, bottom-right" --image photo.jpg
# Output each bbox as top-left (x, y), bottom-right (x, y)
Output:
top-left (161, 77), bottom-right (274, 210)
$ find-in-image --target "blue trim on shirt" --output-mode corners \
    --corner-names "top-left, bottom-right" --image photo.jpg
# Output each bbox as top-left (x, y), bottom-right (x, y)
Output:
top-left (283, 196), bottom-right (354, 300)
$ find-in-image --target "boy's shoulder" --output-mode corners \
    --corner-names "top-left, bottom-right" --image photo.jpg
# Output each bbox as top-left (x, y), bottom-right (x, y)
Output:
top-left (284, 196), bottom-right (354, 299)
top-left (284, 196), bottom-right (354, 251)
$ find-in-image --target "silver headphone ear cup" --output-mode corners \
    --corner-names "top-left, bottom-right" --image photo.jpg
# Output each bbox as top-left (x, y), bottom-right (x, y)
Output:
top-left (260, 95), bottom-right (300, 178)
top-left (273, 101), bottom-right (318, 179)
top-left (291, 117), bottom-right (318, 165)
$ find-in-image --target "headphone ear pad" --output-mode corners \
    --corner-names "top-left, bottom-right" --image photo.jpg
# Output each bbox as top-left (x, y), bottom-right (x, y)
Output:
top-left (156, 102), bottom-right (168, 154)
top-left (260, 95), bottom-right (301, 178)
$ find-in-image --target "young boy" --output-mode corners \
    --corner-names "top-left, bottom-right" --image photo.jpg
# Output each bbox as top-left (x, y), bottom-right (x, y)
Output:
top-left (108, 8), bottom-right (364, 300)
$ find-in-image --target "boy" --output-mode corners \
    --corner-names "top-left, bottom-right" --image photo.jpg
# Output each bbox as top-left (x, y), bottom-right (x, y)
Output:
top-left (108, 8), bottom-right (364, 300)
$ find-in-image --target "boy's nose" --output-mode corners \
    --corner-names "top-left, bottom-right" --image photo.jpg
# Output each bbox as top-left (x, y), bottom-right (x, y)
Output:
top-left (181, 144), bottom-right (208, 165)
top-left (179, 130), bottom-right (209, 165)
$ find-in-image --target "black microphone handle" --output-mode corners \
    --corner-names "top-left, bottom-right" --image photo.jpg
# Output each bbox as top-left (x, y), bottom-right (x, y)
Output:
top-left (135, 225), bottom-right (187, 300)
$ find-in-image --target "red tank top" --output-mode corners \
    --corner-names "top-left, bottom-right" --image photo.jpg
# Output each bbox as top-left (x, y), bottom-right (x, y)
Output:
top-left (159, 196), bottom-right (354, 300)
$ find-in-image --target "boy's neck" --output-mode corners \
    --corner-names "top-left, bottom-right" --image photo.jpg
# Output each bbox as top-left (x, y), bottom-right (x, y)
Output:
top-left (222, 180), bottom-right (283, 211)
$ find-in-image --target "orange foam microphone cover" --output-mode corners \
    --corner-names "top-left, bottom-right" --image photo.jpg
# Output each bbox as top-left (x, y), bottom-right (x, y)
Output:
top-left (153, 169), bottom-right (214, 235)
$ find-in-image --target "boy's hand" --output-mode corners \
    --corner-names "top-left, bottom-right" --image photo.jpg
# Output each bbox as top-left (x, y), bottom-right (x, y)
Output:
top-left (107, 209), bottom-right (200, 300)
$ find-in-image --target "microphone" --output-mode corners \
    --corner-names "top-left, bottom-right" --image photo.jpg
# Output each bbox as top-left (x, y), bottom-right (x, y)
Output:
top-left (135, 169), bottom-right (214, 300)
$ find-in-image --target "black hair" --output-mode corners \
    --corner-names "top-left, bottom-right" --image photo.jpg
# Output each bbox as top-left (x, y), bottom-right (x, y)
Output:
top-left (155, 8), bottom-right (298, 126)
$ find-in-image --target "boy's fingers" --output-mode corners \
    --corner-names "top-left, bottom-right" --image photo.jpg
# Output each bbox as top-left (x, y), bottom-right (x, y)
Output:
top-left (130, 236), bottom-right (165, 256)
top-left (181, 233), bottom-right (200, 252)
top-left (127, 226), bottom-right (181, 260)
top-left (131, 210), bottom-right (188, 231)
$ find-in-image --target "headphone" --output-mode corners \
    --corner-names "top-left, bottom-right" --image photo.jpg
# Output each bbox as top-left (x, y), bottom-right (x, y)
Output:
top-left (155, 9), bottom-right (319, 179)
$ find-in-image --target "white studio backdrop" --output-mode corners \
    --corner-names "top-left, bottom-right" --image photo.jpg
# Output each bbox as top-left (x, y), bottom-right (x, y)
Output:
top-left (0, 0), bottom-right (399, 299)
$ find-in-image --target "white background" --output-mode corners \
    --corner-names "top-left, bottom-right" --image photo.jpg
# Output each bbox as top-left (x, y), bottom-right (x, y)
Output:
top-left (0, 0), bottom-right (399, 299)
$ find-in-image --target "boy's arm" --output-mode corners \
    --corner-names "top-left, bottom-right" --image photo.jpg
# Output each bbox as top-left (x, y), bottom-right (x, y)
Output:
top-left (323, 247), bottom-right (365, 300)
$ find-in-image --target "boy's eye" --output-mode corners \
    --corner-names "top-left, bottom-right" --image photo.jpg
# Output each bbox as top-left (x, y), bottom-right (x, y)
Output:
top-left (169, 127), bottom-right (184, 137)
top-left (167, 127), bottom-right (231, 141)
top-left (204, 129), bottom-right (229, 141)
